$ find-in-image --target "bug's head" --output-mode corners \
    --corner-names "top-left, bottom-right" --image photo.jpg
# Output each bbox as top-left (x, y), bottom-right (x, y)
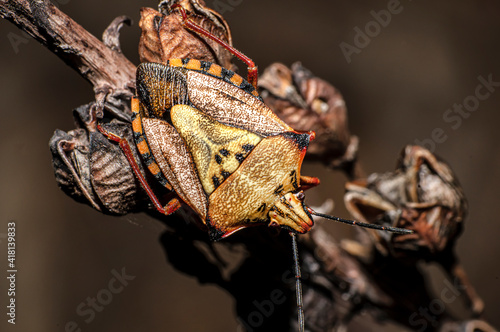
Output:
top-left (269, 191), bottom-right (313, 234)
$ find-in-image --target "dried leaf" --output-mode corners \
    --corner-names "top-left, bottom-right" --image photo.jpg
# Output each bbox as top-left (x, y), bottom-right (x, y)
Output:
top-left (259, 62), bottom-right (356, 171)
top-left (50, 103), bottom-right (150, 214)
top-left (344, 145), bottom-right (466, 258)
top-left (138, 0), bottom-right (234, 70)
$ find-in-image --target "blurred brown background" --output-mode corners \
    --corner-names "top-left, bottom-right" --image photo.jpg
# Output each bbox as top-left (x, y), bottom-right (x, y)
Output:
top-left (1, 0), bottom-right (499, 331)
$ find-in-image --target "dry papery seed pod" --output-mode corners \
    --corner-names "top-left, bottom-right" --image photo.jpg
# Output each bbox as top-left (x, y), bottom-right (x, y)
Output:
top-left (344, 145), bottom-right (483, 315)
top-left (259, 62), bottom-right (360, 177)
top-left (50, 103), bottom-right (150, 215)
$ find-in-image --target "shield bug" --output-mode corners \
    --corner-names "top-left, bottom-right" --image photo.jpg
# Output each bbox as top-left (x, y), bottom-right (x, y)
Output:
top-left (97, 4), bottom-right (413, 331)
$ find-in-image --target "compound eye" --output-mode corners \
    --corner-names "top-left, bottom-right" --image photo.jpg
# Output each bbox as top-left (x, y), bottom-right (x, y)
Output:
top-left (294, 191), bottom-right (305, 201)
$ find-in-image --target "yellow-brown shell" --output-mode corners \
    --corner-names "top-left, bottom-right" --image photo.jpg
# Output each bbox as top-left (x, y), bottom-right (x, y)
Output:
top-left (133, 60), bottom-right (315, 239)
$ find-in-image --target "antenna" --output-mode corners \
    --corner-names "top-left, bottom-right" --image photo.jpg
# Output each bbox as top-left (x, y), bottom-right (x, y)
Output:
top-left (290, 232), bottom-right (304, 332)
top-left (289, 209), bottom-right (413, 331)
top-left (308, 208), bottom-right (414, 234)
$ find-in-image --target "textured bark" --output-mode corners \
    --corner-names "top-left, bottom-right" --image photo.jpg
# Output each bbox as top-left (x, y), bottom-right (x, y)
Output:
top-left (0, 0), bottom-right (136, 107)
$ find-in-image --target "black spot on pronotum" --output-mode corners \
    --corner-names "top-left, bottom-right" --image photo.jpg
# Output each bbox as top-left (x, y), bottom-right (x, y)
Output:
top-left (242, 144), bottom-right (254, 152)
top-left (221, 171), bottom-right (230, 179)
top-left (219, 148), bottom-right (230, 157)
top-left (215, 154), bottom-right (222, 164)
top-left (212, 176), bottom-right (221, 188)
top-left (235, 153), bottom-right (245, 163)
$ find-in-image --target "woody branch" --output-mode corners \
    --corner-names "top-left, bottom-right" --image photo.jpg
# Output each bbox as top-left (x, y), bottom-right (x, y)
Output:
top-left (0, 0), bottom-right (136, 104)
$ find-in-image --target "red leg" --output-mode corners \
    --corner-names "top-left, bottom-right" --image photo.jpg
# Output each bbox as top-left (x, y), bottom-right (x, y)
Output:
top-left (163, 197), bottom-right (182, 214)
top-left (300, 176), bottom-right (320, 191)
top-left (172, 4), bottom-right (258, 89)
top-left (97, 124), bottom-right (181, 215)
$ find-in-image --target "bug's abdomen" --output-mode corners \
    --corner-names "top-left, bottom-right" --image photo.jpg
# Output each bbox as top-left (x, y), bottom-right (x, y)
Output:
top-left (131, 97), bottom-right (172, 190)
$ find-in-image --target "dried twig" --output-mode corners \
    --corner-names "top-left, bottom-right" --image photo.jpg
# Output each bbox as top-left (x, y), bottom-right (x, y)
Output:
top-left (0, 0), bottom-right (135, 106)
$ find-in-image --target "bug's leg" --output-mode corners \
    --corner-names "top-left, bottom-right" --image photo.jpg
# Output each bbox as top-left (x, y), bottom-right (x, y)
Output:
top-left (300, 176), bottom-right (320, 191)
top-left (171, 4), bottom-right (258, 89)
top-left (96, 123), bottom-right (181, 215)
top-left (163, 197), bottom-right (182, 215)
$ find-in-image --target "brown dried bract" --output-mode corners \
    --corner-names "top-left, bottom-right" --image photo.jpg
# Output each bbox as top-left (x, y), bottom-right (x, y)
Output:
top-left (344, 145), bottom-right (466, 259)
top-left (259, 62), bottom-right (358, 174)
top-left (138, 0), bottom-right (235, 70)
top-left (343, 145), bottom-right (484, 316)
top-left (50, 104), bottom-right (151, 215)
